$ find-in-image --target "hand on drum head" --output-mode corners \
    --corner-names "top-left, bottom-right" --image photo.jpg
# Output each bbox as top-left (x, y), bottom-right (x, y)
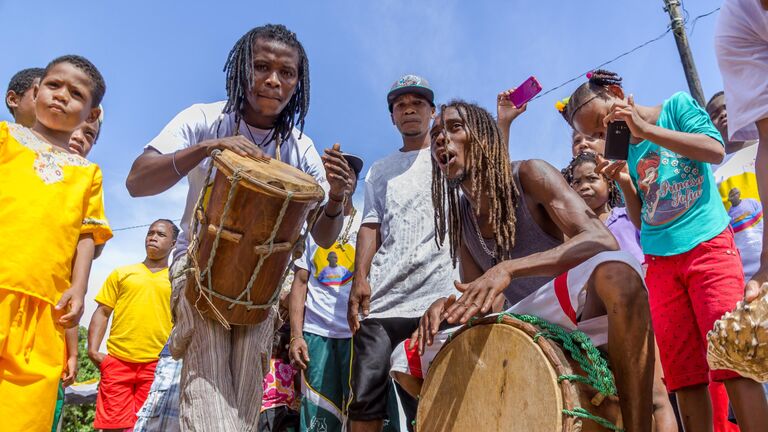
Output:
top-left (202, 136), bottom-right (269, 160)
top-left (444, 265), bottom-right (512, 324)
top-left (322, 143), bottom-right (355, 198)
top-left (411, 296), bottom-right (454, 355)
top-left (744, 265), bottom-right (768, 303)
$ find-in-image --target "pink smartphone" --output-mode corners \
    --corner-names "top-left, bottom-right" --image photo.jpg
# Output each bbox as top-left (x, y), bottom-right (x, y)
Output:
top-left (508, 76), bottom-right (542, 107)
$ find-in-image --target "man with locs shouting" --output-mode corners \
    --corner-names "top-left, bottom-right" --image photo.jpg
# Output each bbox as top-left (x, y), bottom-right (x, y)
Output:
top-left (390, 101), bottom-right (655, 432)
top-left (126, 24), bottom-right (353, 431)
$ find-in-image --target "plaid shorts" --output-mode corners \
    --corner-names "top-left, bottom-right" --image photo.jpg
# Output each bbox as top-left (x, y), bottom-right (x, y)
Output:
top-left (133, 355), bottom-right (182, 432)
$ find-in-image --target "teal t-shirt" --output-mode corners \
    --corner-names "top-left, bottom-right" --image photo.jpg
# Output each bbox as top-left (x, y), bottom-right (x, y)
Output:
top-left (628, 92), bottom-right (729, 256)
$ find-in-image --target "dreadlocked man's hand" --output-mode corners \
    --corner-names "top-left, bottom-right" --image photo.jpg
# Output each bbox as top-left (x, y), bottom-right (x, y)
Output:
top-left (410, 296), bottom-right (453, 355)
top-left (322, 143), bottom-right (354, 200)
top-left (443, 263), bottom-right (512, 325)
top-left (497, 88), bottom-right (527, 129)
top-left (201, 136), bottom-right (268, 161)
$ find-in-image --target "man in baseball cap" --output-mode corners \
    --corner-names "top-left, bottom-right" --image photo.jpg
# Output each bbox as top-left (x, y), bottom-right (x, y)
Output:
top-left (346, 74), bottom-right (456, 432)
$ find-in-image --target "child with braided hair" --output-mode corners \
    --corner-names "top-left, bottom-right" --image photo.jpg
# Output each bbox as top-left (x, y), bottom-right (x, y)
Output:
top-left (559, 69), bottom-right (768, 432)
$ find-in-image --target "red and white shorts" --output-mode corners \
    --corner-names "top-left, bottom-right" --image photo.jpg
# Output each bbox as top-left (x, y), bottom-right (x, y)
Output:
top-left (390, 251), bottom-right (643, 380)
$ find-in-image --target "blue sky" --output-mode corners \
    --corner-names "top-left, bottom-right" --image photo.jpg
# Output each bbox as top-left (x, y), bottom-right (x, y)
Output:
top-left (0, 0), bottom-right (725, 328)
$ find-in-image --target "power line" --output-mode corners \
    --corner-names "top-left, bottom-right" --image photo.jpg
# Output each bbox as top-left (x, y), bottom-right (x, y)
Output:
top-left (533, 5), bottom-right (721, 102)
top-left (112, 219), bottom-right (182, 232)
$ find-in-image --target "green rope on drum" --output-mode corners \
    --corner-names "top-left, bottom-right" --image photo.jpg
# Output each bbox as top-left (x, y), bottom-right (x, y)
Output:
top-left (562, 408), bottom-right (624, 431)
top-left (496, 312), bottom-right (617, 398)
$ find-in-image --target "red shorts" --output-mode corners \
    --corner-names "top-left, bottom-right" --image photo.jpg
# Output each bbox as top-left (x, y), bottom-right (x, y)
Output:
top-left (645, 228), bottom-right (744, 392)
top-left (94, 354), bottom-right (158, 429)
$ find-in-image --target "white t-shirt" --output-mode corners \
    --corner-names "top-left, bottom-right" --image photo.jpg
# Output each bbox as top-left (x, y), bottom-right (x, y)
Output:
top-left (714, 143), bottom-right (764, 280)
top-left (716, 0), bottom-right (768, 141)
top-left (145, 101), bottom-right (329, 259)
top-left (295, 212), bottom-right (362, 338)
top-left (362, 148), bottom-right (458, 319)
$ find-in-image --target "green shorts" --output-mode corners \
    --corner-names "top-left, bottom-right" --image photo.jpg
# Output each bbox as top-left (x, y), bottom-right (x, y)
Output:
top-left (300, 332), bottom-right (351, 431)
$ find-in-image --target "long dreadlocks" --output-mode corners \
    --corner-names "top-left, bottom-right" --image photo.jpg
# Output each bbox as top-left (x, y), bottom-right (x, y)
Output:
top-left (561, 152), bottom-right (623, 209)
top-left (432, 100), bottom-right (519, 265)
top-left (222, 24), bottom-right (310, 143)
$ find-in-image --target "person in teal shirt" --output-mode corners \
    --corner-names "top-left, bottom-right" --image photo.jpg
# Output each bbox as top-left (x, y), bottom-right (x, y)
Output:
top-left (558, 69), bottom-right (768, 432)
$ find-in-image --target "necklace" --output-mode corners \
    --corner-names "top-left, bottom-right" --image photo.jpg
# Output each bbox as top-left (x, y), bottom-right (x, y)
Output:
top-left (469, 208), bottom-right (497, 260)
top-left (338, 207), bottom-right (357, 249)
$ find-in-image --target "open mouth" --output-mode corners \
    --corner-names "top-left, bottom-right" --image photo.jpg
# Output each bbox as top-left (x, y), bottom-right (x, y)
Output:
top-left (436, 149), bottom-right (457, 167)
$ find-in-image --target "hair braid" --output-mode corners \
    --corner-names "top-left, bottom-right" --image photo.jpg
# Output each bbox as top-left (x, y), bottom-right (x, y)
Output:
top-left (561, 69), bottom-right (623, 127)
top-left (432, 100), bottom-right (519, 264)
top-left (222, 24), bottom-right (310, 143)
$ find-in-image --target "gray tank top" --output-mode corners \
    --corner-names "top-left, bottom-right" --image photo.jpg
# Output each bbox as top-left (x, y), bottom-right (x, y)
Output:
top-left (460, 161), bottom-right (563, 304)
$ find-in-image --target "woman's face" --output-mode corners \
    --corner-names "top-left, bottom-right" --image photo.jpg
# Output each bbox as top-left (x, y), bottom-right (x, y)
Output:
top-left (570, 161), bottom-right (610, 211)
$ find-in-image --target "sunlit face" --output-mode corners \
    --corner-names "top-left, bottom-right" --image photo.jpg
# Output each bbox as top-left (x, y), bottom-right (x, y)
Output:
top-left (68, 118), bottom-right (100, 156)
top-left (571, 130), bottom-right (605, 157)
top-left (431, 106), bottom-right (469, 185)
top-left (34, 62), bottom-right (97, 134)
top-left (391, 93), bottom-right (435, 138)
top-left (145, 221), bottom-right (175, 260)
top-left (327, 251), bottom-right (338, 267)
top-left (571, 97), bottom-right (614, 141)
top-left (706, 94), bottom-right (728, 141)
top-left (243, 38), bottom-right (300, 121)
top-left (569, 161), bottom-right (610, 211)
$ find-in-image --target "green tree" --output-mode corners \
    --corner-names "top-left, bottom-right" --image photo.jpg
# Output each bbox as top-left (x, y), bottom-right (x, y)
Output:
top-left (62, 326), bottom-right (98, 432)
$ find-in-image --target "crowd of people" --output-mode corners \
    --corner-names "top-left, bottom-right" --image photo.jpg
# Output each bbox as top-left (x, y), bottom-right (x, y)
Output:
top-left (2, 2), bottom-right (768, 431)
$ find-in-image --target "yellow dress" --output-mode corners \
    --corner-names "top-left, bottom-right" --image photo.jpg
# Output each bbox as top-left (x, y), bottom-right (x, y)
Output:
top-left (0, 121), bottom-right (112, 432)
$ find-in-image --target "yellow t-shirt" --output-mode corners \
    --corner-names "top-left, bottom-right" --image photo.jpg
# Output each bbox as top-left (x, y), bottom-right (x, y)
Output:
top-left (0, 122), bottom-right (112, 305)
top-left (94, 263), bottom-right (172, 363)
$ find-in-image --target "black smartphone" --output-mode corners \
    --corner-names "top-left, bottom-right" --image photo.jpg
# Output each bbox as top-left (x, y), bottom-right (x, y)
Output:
top-left (604, 121), bottom-right (630, 160)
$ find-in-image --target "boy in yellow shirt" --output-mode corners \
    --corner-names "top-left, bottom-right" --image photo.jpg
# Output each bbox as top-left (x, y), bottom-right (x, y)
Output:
top-left (88, 219), bottom-right (176, 431)
top-left (0, 54), bottom-right (111, 432)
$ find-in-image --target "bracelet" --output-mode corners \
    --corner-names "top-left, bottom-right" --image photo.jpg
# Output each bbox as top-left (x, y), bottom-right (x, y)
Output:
top-left (289, 336), bottom-right (304, 345)
top-left (172, 151), bottom-right (183, 177)
top-left (328, 193), bottom-right (345, 203)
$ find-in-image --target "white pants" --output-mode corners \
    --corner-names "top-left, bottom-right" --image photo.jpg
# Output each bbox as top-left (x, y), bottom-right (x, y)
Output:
top-left (389, 250), bottom-right (643, 380)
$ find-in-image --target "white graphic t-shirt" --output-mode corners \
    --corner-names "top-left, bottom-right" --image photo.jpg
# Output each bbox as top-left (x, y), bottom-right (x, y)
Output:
top-left (295, 212), bottom-right (362, 338)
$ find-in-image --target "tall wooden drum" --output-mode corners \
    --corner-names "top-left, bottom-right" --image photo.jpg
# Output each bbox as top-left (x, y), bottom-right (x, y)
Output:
top-left (416, 315), bottom-right (623, 432)
top-left (185, 149), bottom-right (325, 326)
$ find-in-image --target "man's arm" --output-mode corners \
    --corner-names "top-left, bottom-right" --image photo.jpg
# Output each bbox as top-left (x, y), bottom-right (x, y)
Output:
top-left (87, 303), bottom-right (113, 367)
top-left (126, 136), bottom-right (267, 197)
top-left (288, 267), bottom-right (310, 369)
top-left (347, 223), bottom-right (381, 333)
top-left (445, 159), bottom-right (617, 323)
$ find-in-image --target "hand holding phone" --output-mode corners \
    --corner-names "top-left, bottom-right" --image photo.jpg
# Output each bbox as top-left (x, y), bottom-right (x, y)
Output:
top-left (604, 121), bottom-right (631, 160)
top-left (508, 76), bottom-right (542, 108)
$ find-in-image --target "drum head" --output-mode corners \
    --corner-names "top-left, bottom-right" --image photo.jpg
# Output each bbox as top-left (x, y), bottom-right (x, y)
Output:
top-left (417, 323), bottom-right (563, 432)
top-left (215, 149), bottom-right (325, 201)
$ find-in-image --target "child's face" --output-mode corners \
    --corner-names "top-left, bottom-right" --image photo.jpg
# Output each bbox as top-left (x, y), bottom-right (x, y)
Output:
top-left (33, 62), bottom-right (97, 134)
top-left (570, 161), bottom-right (610, 211)
top-left (68, 118), bottom-right (100, 156)
top-left (571, 131), bottom-right (605, 157)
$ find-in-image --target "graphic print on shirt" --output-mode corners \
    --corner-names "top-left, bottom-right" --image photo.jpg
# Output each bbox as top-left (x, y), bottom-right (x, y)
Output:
top-left (728, 196), bottom-right (764, 233)
top-left (636, 149), bottom-right (704, 225)
top-left (312, 241), bottom-right (355, 288)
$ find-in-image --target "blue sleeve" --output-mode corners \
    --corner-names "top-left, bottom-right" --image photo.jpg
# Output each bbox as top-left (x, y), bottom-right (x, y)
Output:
top-left (670, 92), bottom-right (724, 146)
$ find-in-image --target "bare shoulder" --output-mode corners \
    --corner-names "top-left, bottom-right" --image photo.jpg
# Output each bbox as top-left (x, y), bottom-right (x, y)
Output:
top-left (517, 159), bottom-right (567, 200)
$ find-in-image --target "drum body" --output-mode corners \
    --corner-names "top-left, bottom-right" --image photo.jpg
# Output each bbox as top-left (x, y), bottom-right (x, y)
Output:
top-left (416, 316), bottom-right (622, 432)
top-left (186, 150), bottom-right (324, 325)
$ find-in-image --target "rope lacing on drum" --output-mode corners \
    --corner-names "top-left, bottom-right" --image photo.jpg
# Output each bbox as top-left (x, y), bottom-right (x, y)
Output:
top-left (185, 149), bottom-right (322, 328)
top-left (495, 313), bottom-right (624, 432)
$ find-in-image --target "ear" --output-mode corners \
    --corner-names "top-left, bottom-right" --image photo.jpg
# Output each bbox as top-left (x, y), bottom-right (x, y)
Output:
top-left (32, 83), bottom-right (40, 99)
top-left (85, 105), bottom-right (101, 124)
top-left (430, 106), bottom-right (436, 119)
top-left (6, 91), bottom-right (19, 110)
top-left (606, 84), bottom-right (625, 100)
top-left (390, 113), bottom-right (395, 125)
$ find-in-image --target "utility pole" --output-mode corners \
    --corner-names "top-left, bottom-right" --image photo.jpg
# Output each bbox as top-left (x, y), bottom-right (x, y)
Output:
top-left (663, 0), bottom-right (706, 106)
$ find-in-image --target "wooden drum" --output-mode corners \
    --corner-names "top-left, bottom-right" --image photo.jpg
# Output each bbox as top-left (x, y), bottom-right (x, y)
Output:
top-left (416, 315), bottom-right (623, 432)
top-left (186, 149), bottom-right (325, 326)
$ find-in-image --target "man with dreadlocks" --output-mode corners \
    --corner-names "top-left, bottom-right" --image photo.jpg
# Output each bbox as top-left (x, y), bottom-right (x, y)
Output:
top-left (389, 100), bottom-right (656, 431)
top-left (126, 24), bottom-right (353, 431)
